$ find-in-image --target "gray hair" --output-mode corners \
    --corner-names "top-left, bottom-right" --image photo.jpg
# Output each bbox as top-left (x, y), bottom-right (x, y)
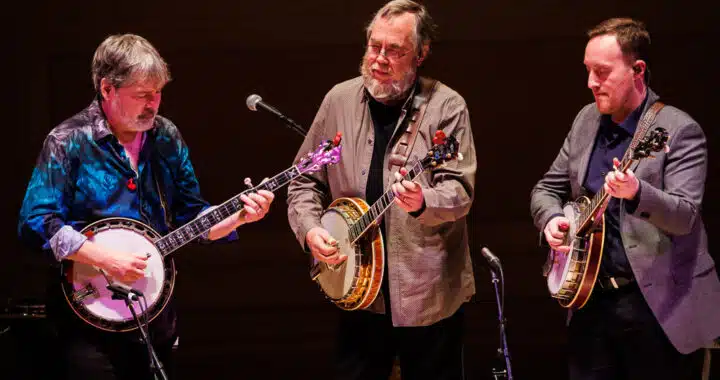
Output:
top-left (365, 0), bottom-right (437, 56)
top-left (91, 34), bottom-right (171, 92)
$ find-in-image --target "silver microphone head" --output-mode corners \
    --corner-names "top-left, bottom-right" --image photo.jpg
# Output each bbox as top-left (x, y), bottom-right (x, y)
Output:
top-left (481, 247), bottom-right (499, 263)
top-left (246, 94), bottom-right (262, 111)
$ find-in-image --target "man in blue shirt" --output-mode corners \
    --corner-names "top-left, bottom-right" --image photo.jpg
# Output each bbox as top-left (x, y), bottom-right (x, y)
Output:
top-left (18, 34), bottom-right (274, 379)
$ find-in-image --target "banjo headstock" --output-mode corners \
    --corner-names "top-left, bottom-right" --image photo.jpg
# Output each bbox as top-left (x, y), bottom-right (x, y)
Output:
top-left (422, 130), bottom-right (462, 169)
top-left (297, 132), bottom-right (343, 174)
top-left (632, 127), bottom-right (669, 160)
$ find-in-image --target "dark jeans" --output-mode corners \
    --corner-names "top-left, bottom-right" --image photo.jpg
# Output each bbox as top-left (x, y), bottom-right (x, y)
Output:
top-left (46, 283), bottom-right (178, 380)
top-left (57, 326), bottom-right (176, 380)
top-left (568, 282), bottom-right (705, 380)
top-left (335, 305), bottom-right (466, 380)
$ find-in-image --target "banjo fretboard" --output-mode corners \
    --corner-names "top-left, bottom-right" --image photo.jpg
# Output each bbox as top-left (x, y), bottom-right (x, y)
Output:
top-left (348, 160), bottom-right (426, 243)
top-left (155, 166), bottom-right (301, 256)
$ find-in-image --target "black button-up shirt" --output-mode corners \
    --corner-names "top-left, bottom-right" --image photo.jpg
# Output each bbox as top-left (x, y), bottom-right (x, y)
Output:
top-left (582, 97), bottom-right (646, 278)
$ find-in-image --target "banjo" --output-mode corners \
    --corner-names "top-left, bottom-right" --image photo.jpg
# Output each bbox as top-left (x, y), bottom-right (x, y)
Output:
top-left (61, 135), bottom-right (342, 332)
top-left (543, 127), bottom-right (668, 309)
top-left (310, 130), bottom-right (460, 310)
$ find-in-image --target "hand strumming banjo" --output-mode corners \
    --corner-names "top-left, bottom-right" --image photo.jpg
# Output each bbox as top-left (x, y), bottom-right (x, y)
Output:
top-left (310, 130), bottom-right (461, 311)
top-left (61, 135), bottom-right (342, 332)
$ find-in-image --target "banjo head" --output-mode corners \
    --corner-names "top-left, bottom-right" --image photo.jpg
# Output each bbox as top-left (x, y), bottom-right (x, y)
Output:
top-left (317, 209), bottom-right (358, 299)
top-left (546, 202), bottom-right (580, 295)
top-left (61, 218), bottom-right (175, 332)
top-left (312, 197), bottom-right (384, 311)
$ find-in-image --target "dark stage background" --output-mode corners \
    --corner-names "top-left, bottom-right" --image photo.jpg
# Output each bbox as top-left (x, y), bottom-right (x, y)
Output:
top-left (3, 1), bottom-right (718, 379)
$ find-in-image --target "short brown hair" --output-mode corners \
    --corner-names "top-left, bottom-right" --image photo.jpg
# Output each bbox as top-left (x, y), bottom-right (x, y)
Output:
top-left (588, 18), bottom-right (651, 82)
top-left (366, 0), bottom-right (437, 56)
top-left (91, 34), bottom-right (171, 92)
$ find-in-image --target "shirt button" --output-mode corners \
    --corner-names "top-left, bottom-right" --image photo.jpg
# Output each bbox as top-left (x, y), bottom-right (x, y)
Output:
top-left (368, 138), bottom-right (373, 145)
top-left (361, 169), bottom-right (367, 175)
top-left (601, 171), bottom-right (607, 176)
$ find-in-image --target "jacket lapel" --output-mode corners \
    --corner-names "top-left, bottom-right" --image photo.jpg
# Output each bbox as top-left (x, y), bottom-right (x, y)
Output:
top-left (629, 89), bottom-right (661, 174)
top-left (576, 114), bottom-right (602, 190)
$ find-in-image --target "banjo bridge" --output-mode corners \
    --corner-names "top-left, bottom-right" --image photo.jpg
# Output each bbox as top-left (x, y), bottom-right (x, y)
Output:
top-left (72, 283), bottom-right (99, 303)
top-left (326, 263), bottom-right (344, 272)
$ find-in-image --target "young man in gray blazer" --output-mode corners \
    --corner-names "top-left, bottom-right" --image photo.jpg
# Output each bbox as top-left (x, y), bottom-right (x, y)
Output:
top-left (531, 18), bottom-right (720, 380)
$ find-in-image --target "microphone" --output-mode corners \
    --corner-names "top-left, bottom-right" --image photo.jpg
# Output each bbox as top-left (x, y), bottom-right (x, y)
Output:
top-left (107, 283), bottom-right (144, 301)
top-left (481, 247), bottom-right (502, 271)
top-left (245, 94), bottom-right (307, 137)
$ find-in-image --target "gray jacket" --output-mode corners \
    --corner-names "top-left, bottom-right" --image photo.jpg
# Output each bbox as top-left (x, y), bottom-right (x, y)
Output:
top-left (531, 89), bottom-right (720, 354)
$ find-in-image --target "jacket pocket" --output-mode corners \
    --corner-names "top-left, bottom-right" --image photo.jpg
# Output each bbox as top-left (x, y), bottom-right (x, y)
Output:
top-left (672, 253), bottom-right (717, 284)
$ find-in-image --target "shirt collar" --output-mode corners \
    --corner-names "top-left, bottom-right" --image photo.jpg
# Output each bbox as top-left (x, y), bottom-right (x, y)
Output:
top-left (600, 92), bottom-right (649, 136)
top-left (88, 97), bottom-right (159, 143)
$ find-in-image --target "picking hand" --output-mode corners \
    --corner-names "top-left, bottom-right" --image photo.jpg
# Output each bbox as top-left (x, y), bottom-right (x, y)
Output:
top-left (99, 250), bottom-right (149, 283)
top-left (306, 227), bottom-right (346, 265)
top-left (544, 216), bottom-right (571, 254)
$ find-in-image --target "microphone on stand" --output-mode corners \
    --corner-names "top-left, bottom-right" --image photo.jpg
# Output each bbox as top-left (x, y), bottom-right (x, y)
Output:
top-left (482, 246), bottom-right (513, 380)
top-left (245, 94), bottom-right (307, 137)
top-left (481, 247), bottom-right (502, 271)
top-left (107, 283), bottom-right (143, 301)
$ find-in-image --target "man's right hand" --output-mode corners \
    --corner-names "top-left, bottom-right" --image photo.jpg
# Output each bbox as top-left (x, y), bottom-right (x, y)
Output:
top-left (544, 216), bottom-right (571, 253)
top-left (306, 227), bottom-right (346, 265)
top-left (97, 250), bottom-right (149, 283)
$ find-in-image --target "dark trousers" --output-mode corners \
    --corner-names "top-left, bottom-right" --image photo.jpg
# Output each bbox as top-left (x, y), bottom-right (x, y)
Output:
top-left (334, 305), bottom-right (466, 380)
top-left (568, 282), bottom-right (705, 380)
top-left (45, 282), bottom-right (178, 380)
top-left (57, 326), bottom-right (176, 380)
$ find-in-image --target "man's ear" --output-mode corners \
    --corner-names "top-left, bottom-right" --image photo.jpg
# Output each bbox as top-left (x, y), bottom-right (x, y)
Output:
top-left (417, 43), bottom-right (430, 66)
top-left (99, 78), bottom-right (113, 100)
top-left (632, 60), bottom-right (647, 78)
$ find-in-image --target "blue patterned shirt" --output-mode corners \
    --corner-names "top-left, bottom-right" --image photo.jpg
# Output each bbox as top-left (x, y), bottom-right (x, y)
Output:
top-left (18, 99), bottom-right (232, 262)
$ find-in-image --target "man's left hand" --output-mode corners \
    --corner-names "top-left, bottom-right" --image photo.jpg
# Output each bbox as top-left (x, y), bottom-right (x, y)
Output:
top-left (239, 178), bottom-right (274, 223)
top-left (604, 157), bottom-right (639, 200)
top-left (392, 167), bottom-right (424, 213)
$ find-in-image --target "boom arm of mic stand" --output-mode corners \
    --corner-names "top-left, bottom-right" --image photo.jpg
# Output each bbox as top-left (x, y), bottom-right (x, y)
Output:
top-left (275, 113), bottom-right (307, 138)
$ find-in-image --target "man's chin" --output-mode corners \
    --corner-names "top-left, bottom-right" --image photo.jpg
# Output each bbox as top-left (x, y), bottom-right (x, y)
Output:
top-left (132, 120), bottom-right (155, 132)
top-left (369, 87), bottom-right (398, 101)
top-left (594, 101), bottom-right (611, 114)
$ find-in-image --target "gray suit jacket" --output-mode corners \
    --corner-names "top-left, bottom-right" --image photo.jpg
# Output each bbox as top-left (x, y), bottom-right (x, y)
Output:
top-left (530, 89), bottom-right (720, 354)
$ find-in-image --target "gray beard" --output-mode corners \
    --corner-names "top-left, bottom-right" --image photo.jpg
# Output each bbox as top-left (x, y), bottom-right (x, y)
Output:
top-left (361, 63), bottom-right (416, 103)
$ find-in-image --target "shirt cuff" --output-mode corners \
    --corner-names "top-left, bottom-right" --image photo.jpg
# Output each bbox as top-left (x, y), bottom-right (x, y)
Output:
top-left (624, 182), bottom-right (642, 214)
top-left (408, 199), bottom-right (427, 218)
top-left (49, 225), bottom-right (88, 262)
top-left (196, 205), bottom-right (239, 242)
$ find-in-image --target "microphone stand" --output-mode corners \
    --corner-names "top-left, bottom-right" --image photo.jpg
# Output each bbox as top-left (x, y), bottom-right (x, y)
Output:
top-left (272, 112), bottom-right (307, 138)
top-left (490, 266), bottom-right (513, 380)
top-left (108, 288), bottom-right (169, 380)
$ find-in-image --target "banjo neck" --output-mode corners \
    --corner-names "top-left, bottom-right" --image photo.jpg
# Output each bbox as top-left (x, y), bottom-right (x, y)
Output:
top-left (154, 164), bottom-right (303, 257)
top-left (153, 134), bottom-right (343, 257)
top-left (576, 155), bottom-right (636, 235)
top-left (348, 160), bottom-right (425, 244)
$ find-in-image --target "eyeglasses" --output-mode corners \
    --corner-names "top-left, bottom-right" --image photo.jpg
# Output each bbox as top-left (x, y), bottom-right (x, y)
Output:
top-left (366, 44), bottom-right (410, 60)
